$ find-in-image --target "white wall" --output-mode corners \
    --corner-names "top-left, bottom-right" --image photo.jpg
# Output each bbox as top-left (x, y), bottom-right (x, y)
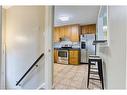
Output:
top-left (5, 6), bottom-right (45, 89)
top-left (0, 6), bottom-right (2, 89)
top-left (97, 6), bottom-right (127, 89)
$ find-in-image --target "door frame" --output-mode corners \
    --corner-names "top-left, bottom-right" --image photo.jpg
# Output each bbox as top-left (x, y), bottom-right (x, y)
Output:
top-left (44, 6), bottom-right (54, 89)
top-left (0, 6), bottom-right (6, 89)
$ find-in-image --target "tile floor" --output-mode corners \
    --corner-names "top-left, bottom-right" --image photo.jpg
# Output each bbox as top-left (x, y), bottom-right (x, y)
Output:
top-left (53, 63), bottom-right (102, 89)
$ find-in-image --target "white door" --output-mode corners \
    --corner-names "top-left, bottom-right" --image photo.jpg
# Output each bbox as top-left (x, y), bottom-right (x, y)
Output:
top-left (5, 6), bottom-right (46, 89)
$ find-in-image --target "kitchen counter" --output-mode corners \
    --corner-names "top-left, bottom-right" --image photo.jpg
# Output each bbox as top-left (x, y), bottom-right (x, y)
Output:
top-left (54, 47), bottom-right (80, 50)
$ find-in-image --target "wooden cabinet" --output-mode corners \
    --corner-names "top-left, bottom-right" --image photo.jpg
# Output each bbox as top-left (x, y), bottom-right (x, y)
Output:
top-left (54, 24), bottom-right (96, 42)
top-left (70, 25), bottom-right (80, 42)
top-left (59, 26), bottom-right (65, 38)
top-left (54, 27), bottom-right (60, 42)
top-left (54, 24), bottom-right (80, 42)
top-left (64, 26), bottom-right (71, 39)
top-left (81, 24), bottom-right (96, 34)
top-left (69, 50), bottom-right (80, 65)
top-left (54, 49), bottom-right (58, 63)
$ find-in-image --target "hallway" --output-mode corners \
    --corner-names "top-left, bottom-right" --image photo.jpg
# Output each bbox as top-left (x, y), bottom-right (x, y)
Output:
top-left (53, 64), bottom-right (102, 89)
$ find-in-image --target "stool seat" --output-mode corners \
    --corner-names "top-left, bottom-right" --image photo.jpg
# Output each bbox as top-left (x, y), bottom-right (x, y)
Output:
top-left (89, 55), bottom-right (100, 57)
top-left (87, 56), bottom-right (104, 89)
top-left (89, 57), bottom-right (102, 60)
top-left (89, 55), bottom-right (101, 59)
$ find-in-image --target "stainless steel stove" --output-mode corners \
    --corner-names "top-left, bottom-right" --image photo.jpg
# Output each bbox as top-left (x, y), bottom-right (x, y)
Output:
top-left (58, 50), bottom-right (68, 64)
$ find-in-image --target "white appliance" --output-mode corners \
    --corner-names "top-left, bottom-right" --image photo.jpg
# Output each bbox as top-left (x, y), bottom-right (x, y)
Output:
top-left (58, 50), bottom-right (68, 64)
top-left (80, 34), bottom-right (95, 63)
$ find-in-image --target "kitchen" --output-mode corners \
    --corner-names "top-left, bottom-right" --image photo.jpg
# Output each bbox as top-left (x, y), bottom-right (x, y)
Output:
top-left (53, 6), bottom-right (101, 89)
top-left (54, 24), bottom-right (96, 65)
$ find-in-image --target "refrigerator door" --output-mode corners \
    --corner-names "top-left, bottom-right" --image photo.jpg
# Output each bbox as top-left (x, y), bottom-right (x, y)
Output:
top-left (80, 35), bottom-right (87, 63)
top-left (80, 35), bottom-right (87, 49)
top-left (80, 49), bottom-right (87, 63)
top-left (86, 34), bottom-right (95, 62)
top-left (80, 35), bottom-right (87, 42)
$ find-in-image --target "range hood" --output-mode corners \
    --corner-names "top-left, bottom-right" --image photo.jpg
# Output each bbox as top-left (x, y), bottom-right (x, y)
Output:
top-left (60, 37), bottom-right (70, 42)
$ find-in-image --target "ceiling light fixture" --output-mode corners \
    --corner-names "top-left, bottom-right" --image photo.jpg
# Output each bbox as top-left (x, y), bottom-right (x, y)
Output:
top-left (59, 16), bottom-right (70, 21)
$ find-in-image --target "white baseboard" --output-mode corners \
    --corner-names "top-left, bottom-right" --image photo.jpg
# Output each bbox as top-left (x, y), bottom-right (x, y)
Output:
top-left (52, 84), bottom-right (55, 89)
top-left (36, 83), bottom-right (45, 90)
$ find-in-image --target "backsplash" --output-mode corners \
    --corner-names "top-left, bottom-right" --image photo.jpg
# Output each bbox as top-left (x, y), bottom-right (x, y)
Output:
top-left (54, 41), bottom-right (80, 48)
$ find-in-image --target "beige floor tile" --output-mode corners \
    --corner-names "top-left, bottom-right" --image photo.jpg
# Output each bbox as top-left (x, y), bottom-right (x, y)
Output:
top-left (53, 64), bottom-right (101, 90)
top-left (59, 79), bottom-right (72, 86)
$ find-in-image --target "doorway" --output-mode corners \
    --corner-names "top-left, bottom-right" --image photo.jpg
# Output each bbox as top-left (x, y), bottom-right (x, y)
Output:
top-left (53, 6), bottom-right (102, 89)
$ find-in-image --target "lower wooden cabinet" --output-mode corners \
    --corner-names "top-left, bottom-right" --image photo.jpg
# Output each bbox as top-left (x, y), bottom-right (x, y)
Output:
top-left (69, 50), bottom-right (80, 65)
top-left (54, 49), bottom-right (58, 63)
top-left (54, 49), bottom-right (80, 65)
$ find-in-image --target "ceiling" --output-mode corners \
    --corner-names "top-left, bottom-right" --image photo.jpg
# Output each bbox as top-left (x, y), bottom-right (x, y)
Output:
top-left (54, 6), bottom-right (100, 26)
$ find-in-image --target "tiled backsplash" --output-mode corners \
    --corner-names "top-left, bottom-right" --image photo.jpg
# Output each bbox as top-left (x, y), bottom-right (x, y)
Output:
top-left (54, 41), bottom-right (80, 48)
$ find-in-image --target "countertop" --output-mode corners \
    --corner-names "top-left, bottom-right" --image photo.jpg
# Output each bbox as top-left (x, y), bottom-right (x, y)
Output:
top-left (54, 47), bottom-right (80, 50)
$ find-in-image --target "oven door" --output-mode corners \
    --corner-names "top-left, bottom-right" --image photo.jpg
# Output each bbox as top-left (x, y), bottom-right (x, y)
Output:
top-left (58, 50), bottom-right (68, 58)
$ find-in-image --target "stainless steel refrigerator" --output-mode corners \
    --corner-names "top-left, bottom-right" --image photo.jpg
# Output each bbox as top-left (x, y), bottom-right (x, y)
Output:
top-left (80, 34), bottom-right (95, 63)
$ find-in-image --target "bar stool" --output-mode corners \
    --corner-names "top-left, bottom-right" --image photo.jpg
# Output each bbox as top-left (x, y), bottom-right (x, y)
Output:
top-left (87, 55), bottom-right (104, 89)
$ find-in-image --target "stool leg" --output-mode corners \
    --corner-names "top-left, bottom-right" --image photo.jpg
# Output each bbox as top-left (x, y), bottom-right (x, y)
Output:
top-left (100, 60), bottom-right (104, 89)
top-left (98, 60), bottom-right (104, 89)
top-left (87, 59), bottom-right (91, 88)
top-left (97, 61), bottom-right (101, 82)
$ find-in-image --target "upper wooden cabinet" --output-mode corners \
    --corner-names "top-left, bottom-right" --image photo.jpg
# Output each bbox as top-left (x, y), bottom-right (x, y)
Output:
top-left (71, 25), bottom-right (80, 42)
top-left (54, 27), bottom-right (60, 42)
top-left (54, 24), bottom-right (80, 42)
top-left (81, 24), bottom-right (96, 34)
top-left (54, 24), bottom-right (96, 42)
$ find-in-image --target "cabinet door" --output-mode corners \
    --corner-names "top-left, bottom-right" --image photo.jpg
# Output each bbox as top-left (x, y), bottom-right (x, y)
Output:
top-left (91, 24), bottom-right (96, 34)
top-left (67, 25), bottom-right (72, 41)
top-left (54, 27), bottom-right (60, 42)
top-left (59, 26), bottom-right (65, 38)
top-left (81, 26), bottom-right (85, 34)
top-left (69, 50), bottom-right (79, 65)
top-left (64, 26), bottom-right (71, 39)
top-left (81, 24), bottom-right (96, 34)
top-left (54, 50), bottom-right (58, 63)
top-left (71, 25), bottom-right (80, 42)
top-left (85, 26), bottom-right (88, 34)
